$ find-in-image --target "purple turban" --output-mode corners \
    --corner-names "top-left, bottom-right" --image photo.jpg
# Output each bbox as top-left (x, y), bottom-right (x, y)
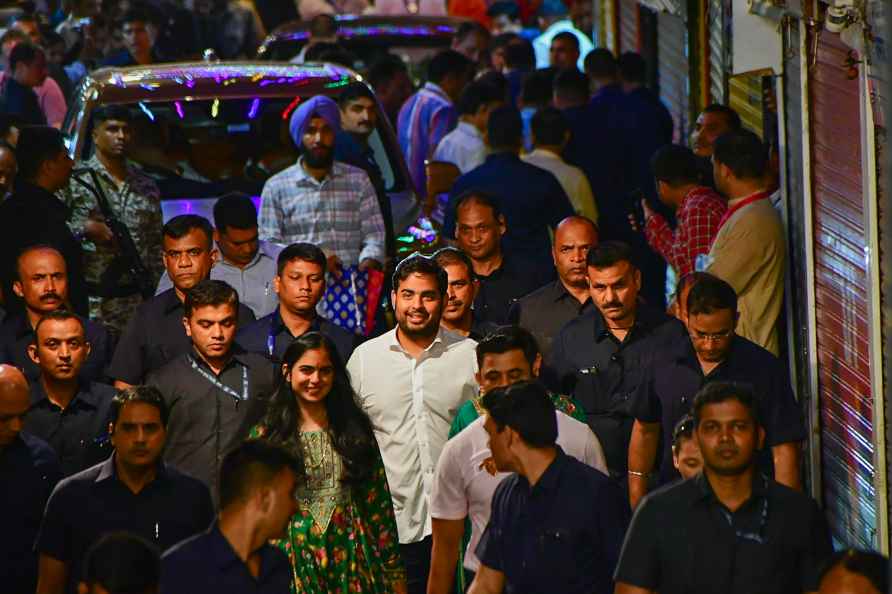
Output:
top-left (289, 95), bottom-right (341, 146)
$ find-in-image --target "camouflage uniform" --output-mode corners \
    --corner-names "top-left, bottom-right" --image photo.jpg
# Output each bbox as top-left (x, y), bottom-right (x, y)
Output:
top-left (61, 155), bottom-right (165, 334)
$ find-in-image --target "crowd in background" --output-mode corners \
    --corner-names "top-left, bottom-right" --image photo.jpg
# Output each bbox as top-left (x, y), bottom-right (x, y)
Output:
top-left (0, 1), bottom-right (890, 594)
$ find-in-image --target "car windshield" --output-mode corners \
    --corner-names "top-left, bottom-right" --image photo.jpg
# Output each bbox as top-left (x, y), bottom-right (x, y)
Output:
top-left (70, 95), bottom-right (405, 202)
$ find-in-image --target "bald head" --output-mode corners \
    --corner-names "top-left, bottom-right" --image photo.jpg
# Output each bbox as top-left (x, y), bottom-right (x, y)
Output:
top-left (553, 216), bottom-right (598, 289)
top-left (0, 364), bottom-right (30, 447)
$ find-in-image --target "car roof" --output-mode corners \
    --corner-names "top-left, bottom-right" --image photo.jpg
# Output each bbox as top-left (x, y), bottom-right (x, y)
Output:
top-left (258, 15), bottom-right (472, 56)
top-left (79, 61), bottom-right (360, 104)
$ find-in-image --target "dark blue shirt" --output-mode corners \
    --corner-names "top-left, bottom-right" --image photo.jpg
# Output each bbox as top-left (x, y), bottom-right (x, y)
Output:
top-left (476, 448), bottom-right (628, 594)
top-left (0, 314), bottom-right (113, 385)
top-left (443, 152), bottom-right (574, 279)
top-left (236, 309), bottom-right (358, 363)
top-left (546, 304), bottom-right (680, 474)
top-left (37, 455), bottom-right (214, 594)
top-left (161, 523), bottom-right (291, 594)
top-left (615, 473), bottom-right (832, 594)
top-left (0, 78), bottom-right (46, 125)
top-left (108, 288), bottom-right (256, 384)
top-left (473, 255), bottom-right (553, 325)
top-left (509, 279), bottom-right (595, 360)
top-left (630, 334), bottom-right (807, 485)
top-left (24, 380), bottom-right (116, 476)
top-left (0, 432), bottom-right (62, 594)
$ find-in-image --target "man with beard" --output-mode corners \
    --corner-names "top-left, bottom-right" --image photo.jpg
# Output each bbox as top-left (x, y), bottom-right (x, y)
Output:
top-left (0, 246), bottom-right (112, 385)
top-left (347, 254), bottom-right (478, 594)
top-left (509, 216), bottom-right (597, 360)
top-left (260, 95), bottom-right (386, 276)
top-left (614, 382), bottom-right (831, 594)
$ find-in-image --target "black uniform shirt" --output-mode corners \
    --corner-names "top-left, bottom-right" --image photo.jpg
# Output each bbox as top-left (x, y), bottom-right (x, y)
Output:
top-left (236, 309), bottom-right (357, 363)
top-left (473, 256), bottom-right (552, 326)
top-left (615, 472), bottom-right (832, 594)
top-left (108, 288), bottom-right (255, 384)
top-left (509, 279), bottom-right (594, 359)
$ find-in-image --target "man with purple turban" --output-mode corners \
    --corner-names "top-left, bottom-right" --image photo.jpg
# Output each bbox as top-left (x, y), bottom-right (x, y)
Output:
top-left (259, 95), bottom-right (386, 273)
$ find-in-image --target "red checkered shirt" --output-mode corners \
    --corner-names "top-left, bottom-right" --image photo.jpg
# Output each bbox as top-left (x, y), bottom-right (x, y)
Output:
top-left (644, 186), bottom-right (727, 277)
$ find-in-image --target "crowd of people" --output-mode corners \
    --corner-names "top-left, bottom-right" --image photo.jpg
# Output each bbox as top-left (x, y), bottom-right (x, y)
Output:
top-left (0, 1), bottom-right (889, 594)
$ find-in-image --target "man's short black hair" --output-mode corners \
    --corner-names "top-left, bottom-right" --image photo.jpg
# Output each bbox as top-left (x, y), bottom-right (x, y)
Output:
top-left (618, 51), bottom-right (646, 83)
top-left (111, 385), bottom-right (169, 427)
top-left (304, 42), bottom-right (356, 68)
top-left (454, 189), bottom-right (503, 221)
top-left (584, 48), bottom-right (617, 79)
top-left (692, 381), bottom-right (760, 429)
top-left (531, 106), bottom-right (568, 147)
top-left (392, 253), bottom-right (448, 295)
top-left (475, 325), bottom-right (539, 369)
top-left (650, 144), bottom-right (702, 187)
top-left (427, 49), bottom-right (474, 85)
top-left (686, 273), bottom-right (737, 317)
top-left (671, 414), bottom-right (695, 454)
top-left (504, 38), bottom-right (535, 70)
top-left (702, 103), bottom-right (742, 131)
top-left (184, 279), bottom-right (239, 318)
top-left (337, 81), bottom-right (376, 108)
top-left (218, 439), bottom-right (301, 509)
top-left (92, 105), bottom-right (132, 124)
top-left (456, 79), bottom-right (504, 116)
top-left (713, 130), bottom-right (768, 180)
top-left (9, 42), bottom-right (43, 72)
top-left (552, 31), bottom-right (580, 51)
top-left (367, 54), bottom-right (408, 89)
top-left (277, 242), bottom-right (327, 276)
top-left (455, 21), bottom-right (489, 44)
top-left (674, 271), bottom-right (711, 304)
top-left (119, 7), bottom-right (155, 27)
top-left (521, 69), bottom-right (556, 107)
top-left (15, 126), bottom-right (65, 181)
top-left (819, 549), bottom-right (889, 593)
top-left (213, 192), bottom-right (257, 232)
top-left (481, 381), bottom-right (557, 448)
top-left (433, 246), bottom-right (474, 282)
top-left (33, 310), bottom-right (85, 342)
top-left (162, 214), bottom-right (214, 249)
top-left (486, 105), bottom-right (522, 150)
top-left (309, 13), bottom-right (338, 38)
top-left (81, 533), bottom-right (160, 594)
top-left (553, 68), bottom-right (589, 102)
top-left (586, 240), bottom-right (635, 269)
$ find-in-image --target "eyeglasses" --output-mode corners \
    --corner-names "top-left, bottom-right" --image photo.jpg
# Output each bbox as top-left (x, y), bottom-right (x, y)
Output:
top-left (688, 328), bottom-right (733, 342)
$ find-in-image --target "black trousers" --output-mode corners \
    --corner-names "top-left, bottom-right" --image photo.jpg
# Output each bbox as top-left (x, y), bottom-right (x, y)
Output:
top-left (400, 536), bottom-right (433, 594)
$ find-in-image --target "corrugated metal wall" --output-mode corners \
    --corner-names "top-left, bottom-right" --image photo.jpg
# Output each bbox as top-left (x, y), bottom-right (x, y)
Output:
top-left (810, 30), bottom-right (879, 549)
top-left (657, 10), bottom-right (690, 144)
top-left (707, 0), bottom-right (725, 103)
top-left (729, 73), bottom-right (765, 137)
top-left (619, 0), bottom-right (638, 54)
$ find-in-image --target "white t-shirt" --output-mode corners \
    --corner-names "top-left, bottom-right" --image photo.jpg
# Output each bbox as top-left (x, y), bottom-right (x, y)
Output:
top-left (429, 411), bottom-right (607, 572)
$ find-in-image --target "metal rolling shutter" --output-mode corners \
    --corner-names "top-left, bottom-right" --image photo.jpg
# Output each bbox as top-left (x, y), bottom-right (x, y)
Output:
top-left (657, 9), bottom-right (690, 143)
top-left (810, 31), bottom-right (878, 549)
top-left (729, 72), bottom-right (765, 137)
top-left (707, 0), bottom-right (725, 103)
top-left (619, 0), bottom-right (638, 54)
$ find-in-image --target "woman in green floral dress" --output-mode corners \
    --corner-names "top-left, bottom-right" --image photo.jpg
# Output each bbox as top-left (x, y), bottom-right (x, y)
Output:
top-left (251, 332), bottom-right (407, 594)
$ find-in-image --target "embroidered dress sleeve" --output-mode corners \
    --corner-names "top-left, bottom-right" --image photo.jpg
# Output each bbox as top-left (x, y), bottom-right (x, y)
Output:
top-left (551, 393), bottom-right (587, 423)
top-left (359, 443), bottom-right (408, 589)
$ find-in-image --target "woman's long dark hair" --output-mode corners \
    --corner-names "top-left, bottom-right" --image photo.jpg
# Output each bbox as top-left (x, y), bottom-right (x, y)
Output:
top-left (261, 332), bottom-right (377, 485)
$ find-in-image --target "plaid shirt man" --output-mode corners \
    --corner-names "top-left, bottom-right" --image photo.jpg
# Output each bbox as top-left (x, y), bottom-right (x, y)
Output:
top-left (644, 185), bottom-right (727, 278)
top-left (259, 158), bottom-right (386, 265)
top-left (398, 82), bottom-right (457, 194)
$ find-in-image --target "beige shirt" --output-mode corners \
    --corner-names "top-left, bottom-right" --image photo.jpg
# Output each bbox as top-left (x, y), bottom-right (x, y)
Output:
top-left (522, 148), bottom-right (598, 223)
top-left (347, 327), bottom-right (478, 543)
top-left (705, 194), bottom-right (786, 355)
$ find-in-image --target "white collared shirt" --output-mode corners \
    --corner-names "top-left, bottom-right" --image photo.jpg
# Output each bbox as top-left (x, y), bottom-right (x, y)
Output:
top-left (433, 121), bottom-right (487, 174)
top-left (522, 148), bottom-right (598, 223)
top-left (347, 327), bottom-right (478, 543)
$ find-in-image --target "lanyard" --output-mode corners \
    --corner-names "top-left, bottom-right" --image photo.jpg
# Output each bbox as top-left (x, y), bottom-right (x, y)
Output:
top-left (189, 356), bottom-right (249, 403)
top-left (716, 190), bottom-right (771, 232)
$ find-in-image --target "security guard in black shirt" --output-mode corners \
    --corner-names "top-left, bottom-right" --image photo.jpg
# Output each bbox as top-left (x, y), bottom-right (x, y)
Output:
top-left (547, 241), bottom-right (677, 488)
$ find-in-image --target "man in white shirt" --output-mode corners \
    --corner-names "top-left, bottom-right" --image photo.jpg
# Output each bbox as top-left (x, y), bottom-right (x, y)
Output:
top-left (347, 254), bottom-right (478, 594)
top-left (428, 330), bottom-right (606, 593)
top-left (522, 106), bottom-right (597, 223)
top-left (433, 78), bottom-right (505, 174)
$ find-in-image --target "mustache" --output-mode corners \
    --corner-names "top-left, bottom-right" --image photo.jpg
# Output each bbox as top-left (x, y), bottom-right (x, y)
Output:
top-left (40, 292), bottom-right (62, 302)
top-left (603, 301), bottom-right (623, 309)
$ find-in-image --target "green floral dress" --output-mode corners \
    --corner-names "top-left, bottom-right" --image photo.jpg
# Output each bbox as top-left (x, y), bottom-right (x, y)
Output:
top-left (448, 392), bottom-right (588, 438)
top-left (250, 426), bottom-right (406, 593)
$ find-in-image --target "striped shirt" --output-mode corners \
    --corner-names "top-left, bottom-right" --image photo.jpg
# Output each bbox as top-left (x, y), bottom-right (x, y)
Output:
top-left (398, 82), bottom-right (457, 194)
top-left (258, 158), bottom-right (386, 265)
